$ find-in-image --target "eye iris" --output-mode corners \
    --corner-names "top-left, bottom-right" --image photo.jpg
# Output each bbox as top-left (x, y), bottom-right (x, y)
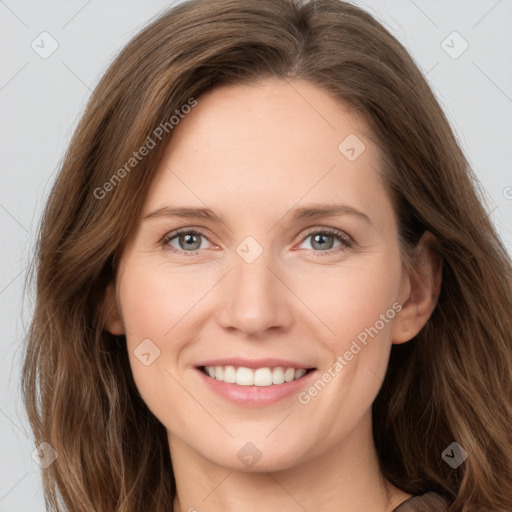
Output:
top-left (180, 233), bottom-right (201, 250)
top-left (311, 233), bottom-right (334, 250)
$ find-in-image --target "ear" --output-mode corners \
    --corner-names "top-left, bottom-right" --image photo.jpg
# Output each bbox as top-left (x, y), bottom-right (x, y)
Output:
top-left (103, 281), bottom-right (125, 335)
top-left (392, 230), bottom-right (443, 344)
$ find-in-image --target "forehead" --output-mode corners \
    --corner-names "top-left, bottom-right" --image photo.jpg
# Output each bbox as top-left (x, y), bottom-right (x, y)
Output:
top-left (142, 78), bottom-right (394, 233)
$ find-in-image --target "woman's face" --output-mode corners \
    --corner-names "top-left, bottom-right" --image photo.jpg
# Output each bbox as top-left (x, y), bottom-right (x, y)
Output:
top-left (109, 77), bottom-right (411, 471)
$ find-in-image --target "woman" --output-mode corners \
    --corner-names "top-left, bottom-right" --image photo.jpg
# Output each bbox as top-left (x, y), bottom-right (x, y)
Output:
top-left (22, 0), bottom-right (512, 511)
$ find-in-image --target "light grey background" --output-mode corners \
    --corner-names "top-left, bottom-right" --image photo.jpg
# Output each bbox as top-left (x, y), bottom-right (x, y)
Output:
top-left (1, 0), bottom-right (511, 509)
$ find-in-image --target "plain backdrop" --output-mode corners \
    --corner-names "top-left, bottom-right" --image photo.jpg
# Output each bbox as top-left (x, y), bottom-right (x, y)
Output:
top-left (1, 0), bottom-right (511, 509)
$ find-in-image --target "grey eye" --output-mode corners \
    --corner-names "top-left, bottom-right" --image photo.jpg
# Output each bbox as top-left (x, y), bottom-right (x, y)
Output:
top-left (167, 231), bottom-right (209, 251)
top-left (300, 232), bottom-right (343, 251)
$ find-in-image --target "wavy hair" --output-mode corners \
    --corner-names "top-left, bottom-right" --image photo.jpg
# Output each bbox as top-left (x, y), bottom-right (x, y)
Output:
top-left (22, 0), bottom-right (512, 510)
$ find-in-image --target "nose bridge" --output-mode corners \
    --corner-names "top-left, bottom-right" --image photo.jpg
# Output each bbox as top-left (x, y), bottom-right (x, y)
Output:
top-left (217, 239), bottom-right (292, 335)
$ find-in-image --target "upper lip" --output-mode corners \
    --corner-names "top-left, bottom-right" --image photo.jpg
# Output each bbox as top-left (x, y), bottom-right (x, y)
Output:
top-left (195, 357), bottom-right (316, 370)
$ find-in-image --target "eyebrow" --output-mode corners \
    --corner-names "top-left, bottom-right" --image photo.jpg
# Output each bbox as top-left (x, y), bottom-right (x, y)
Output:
top-left (142, 204), bottom-right (372, 225)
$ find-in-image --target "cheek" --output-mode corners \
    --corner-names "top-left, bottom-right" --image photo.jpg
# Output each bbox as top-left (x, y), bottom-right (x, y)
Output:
top-left (116, 261), bottom-right (191, 407)
top-left (293, 255), bottom-right (402, 433)
top-left (119, 258), bottom-right (207, 345)
top-left (117, 256), bottom-right (227, 414)
top-left (291, 251), bottom-right (402, 347)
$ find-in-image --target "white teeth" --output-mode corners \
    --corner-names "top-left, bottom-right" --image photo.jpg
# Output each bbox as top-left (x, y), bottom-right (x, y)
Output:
top-left (254, 368), bottom-right (272, 386)
top-left (284, 368), bottom-right (295, 382)
top-left (236, 367), bottom-right (253, 386)
top-left (203, 365), bottom-right (310, 386)
top-left (214, 365), bottom-right (224, 380)
top-left (272, 367), bottom-right (285, 384)
top-left (223, 365), bottom-right (236, 383)
top-left (294, 368), bottom-right (307, 379)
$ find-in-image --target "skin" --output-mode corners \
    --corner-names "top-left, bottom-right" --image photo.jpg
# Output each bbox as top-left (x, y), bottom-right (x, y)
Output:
top-left (105, 77), bottom-right (442, 512)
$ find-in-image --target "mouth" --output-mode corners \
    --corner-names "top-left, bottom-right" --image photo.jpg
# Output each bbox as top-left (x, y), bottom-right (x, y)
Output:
top-left (198, 365), bottom-right (317, 386)
top-left (194, 361), bottom-right (319, 407)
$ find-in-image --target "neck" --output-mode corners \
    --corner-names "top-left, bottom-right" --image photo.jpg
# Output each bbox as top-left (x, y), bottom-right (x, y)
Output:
top-left (168, 409), bottom-right (411, 512)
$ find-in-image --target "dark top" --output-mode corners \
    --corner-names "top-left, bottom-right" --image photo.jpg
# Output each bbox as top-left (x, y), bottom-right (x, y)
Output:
top-left (392, 491), bottom-right (451, 511)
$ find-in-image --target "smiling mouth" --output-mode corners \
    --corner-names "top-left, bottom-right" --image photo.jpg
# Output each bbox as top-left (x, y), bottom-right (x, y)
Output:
top-left (198, 365), bottom-right (316, 386)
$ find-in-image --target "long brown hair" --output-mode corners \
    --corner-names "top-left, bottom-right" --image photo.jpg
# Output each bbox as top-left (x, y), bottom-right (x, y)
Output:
top-left (22, 0), bottom-right (512, 510)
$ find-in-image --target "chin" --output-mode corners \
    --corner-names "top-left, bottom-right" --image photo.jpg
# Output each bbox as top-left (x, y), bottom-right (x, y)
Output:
top-left (202, 437), bottom-right (312, 473)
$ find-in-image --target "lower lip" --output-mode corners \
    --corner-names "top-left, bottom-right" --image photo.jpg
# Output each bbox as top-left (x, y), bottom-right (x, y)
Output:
top-left (195, 368), bottom-right (317, 407)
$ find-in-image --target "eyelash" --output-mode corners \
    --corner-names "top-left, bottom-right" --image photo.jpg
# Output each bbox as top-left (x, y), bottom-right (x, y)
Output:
top-left (160, 227), bottom-right (354, 258)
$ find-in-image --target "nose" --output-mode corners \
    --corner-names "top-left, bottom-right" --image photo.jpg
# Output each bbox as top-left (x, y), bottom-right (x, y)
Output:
top-left (216, 249), bottom-right (294, 337)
